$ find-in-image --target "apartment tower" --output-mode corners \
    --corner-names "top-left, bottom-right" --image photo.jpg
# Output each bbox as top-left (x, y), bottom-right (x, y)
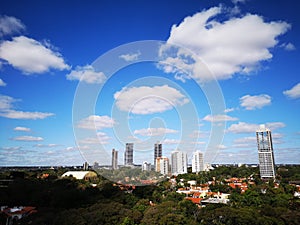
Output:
top-left (256, 124), bottom-right (276, 179)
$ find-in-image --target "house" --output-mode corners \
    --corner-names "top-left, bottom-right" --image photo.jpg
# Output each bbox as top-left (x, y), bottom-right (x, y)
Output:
top-left (61, 171), bottom-right (97, 181)
top-left (0, 206), bottom-right (36, 225)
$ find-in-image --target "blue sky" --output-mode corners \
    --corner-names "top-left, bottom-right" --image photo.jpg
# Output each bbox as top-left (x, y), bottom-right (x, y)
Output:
top-left (0, 0), bottom-right (299, 166)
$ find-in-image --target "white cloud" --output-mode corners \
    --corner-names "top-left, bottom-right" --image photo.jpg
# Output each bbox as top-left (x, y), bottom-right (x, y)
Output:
top-left (119, 52), bottom-right (141, 61)
top-left (0, 15), bottom-right (25, 37)
top-left (34, 144), bottom-right (60, 148)
top-left (1, 110), bottom-right (54, 119)
top-left (228, 121), bottom-right (285, 133)
top-left (203, 114), bottom-right (238, 122)
top-left (77, 115), bottom-right (115, 130)
top-left (14, 126), bottom-right (31, 132)
top-left (0, 95), bottom-right (15, 110)
top-left (0, 36), bottom-right (70, 74)
top-left (0, 94), bottom-right (54, 120)
top-left (162, 139), bottom-right (181, 145)
top-left (281, 42), bottom-right (296, 51)
top-left (240, 94), bottom-right (271, 110)
top-left (66, 65), bottom-right (106, 84)
top-left (114, 85), bottom-right (189, 114)
top-left (79, 132), bottom-right (110, 145)
top-left (0, 146), bottom-right (22, 151)
top-left (0, 78), bottom-right (6, 87)
top-left (224, 108), bottom-right (235, 113)
top-left (161, 6), bottom-right (290, 81)
top-left (283, 83), bottom-right (300, 99)
top-left (12, 135), bottom-right (43, 142)
top-left (231, 0), bottom-right (247, 4)
top-left (134, 127), bottom-right (178, 137)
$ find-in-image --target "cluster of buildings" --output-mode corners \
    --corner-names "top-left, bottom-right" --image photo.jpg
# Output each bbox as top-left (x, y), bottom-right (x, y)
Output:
top-left (106, 124), bottom-right (277, 179)
top-left (111, 142), bottom-right (205, 176)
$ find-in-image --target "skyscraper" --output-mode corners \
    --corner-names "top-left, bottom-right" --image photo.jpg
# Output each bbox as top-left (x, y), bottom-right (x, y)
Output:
top-left (154, 142), bottom-right (162, 167)
top-left (256, 124), bottom-right (276, 179)
top-left (192, 151), bottom-right (204, 173)
top-left (155, 156), bottom-right (169, 175)
top-left (171, 150), bottom-right (187, 176)
top-left (124, 143), bottom-right (133, 166)
top-left (112, 149), bottom-right (118, 170)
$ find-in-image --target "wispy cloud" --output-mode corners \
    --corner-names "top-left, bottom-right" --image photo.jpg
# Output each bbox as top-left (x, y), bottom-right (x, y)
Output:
top-left (280, 42), bottom-right (296, 51)
top-left (0, 15), bottom-right (25, 37)
top-left (134, 127), bottom-right (178, 137)
top-left (0, 95), bottom-right (54, 120)
top-left (0, 78), bottom-right (6, 87)
top-left (79, 132), bottom-right (110, 145)
top-left (228, 121), bottom-right (285, 133)
top-left (66, 65), bottom-right (106, 84)
top-left (203, 114), bottom-right (238, 122)
top-left (34, 144), bottom-right (60, 148)
top-left (240, 94), bottom-right (271, 110)
top-left (12, 135), bottom-right (44, 142)
top-left (0, 36), bottom-right (70, 74)
top-left (14, 126), bottom-right (31, 132)
top-left (283, 83), bottom-right (300, 99)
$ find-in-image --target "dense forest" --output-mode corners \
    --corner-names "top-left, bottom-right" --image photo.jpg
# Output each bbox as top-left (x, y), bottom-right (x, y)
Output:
top-left (0, 165), bottom-right (300, 225)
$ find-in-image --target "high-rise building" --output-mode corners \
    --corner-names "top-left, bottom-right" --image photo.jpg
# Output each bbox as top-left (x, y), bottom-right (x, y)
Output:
top-left (192, 151), bottom-right (204, 173)
top-left (112, 149), bottom-right (118, 170)
top-left (171, 150), bottom-right (187, 176)
top-left (154, 142), bottom-right (162, 167)
top-left (83, 162), bottom-right (89, 171)
top-left (142, 161), bottom-right (151, 171)
top-left (124, 143), bottom-right (133, 166)
top-left (256, 124), bottom-right (276, 179)
top-left (155, 156), bottom-right (169, 175)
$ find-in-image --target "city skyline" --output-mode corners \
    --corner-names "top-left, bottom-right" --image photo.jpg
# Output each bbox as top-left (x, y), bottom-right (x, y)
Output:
top-left (0, 0), bottom-right (300, 166)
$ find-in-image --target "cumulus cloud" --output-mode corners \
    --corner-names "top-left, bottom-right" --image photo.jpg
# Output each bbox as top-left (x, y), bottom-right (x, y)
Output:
top-left (66, 65), bottom-right (106, 84)
top-left (14, 126), bottom-right (31, 132)
top-left (0, 36), bottom-right (70, 74)
top-left (283, 83), bottom-right (300, 99)
top-left (119, 52), bottom-right (141, 61)
top-left (114, 85), bottom-right (189, 114)
top-left (240, 94), bottom-right (271, 110)
top-left (0, 15), bottom-right (25, 37)
top-left (134, 127), bottom-right (178, 137)
top-left (12, 135), bottom-right (43, 142)
top-left (0, 78), bottom-right (6, 87)
top-left (161, 6), bottom-right (290, 82)
top-left (228, 121), bottom-right (285, 133)
top-left (0, 94), bottom-right (54, 119)
top-left (203, 114), bottom-right (238, 122)
top-left (77, 115), bottom-right (115, 130)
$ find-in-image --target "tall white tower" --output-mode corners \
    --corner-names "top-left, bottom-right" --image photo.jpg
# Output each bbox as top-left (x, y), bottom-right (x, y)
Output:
top-left (171, 150), bottom-right (187, 176)
top-left (192, 151), bottom-right (204, 173)
top-left (256, 124), bottom-right (276, 179)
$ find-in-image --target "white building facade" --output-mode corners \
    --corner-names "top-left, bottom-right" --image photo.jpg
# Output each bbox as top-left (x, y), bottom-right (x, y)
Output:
top-left (171, 150), bottom-right (187, 176)
top-left (192, 151), bottom-right (204, 173)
